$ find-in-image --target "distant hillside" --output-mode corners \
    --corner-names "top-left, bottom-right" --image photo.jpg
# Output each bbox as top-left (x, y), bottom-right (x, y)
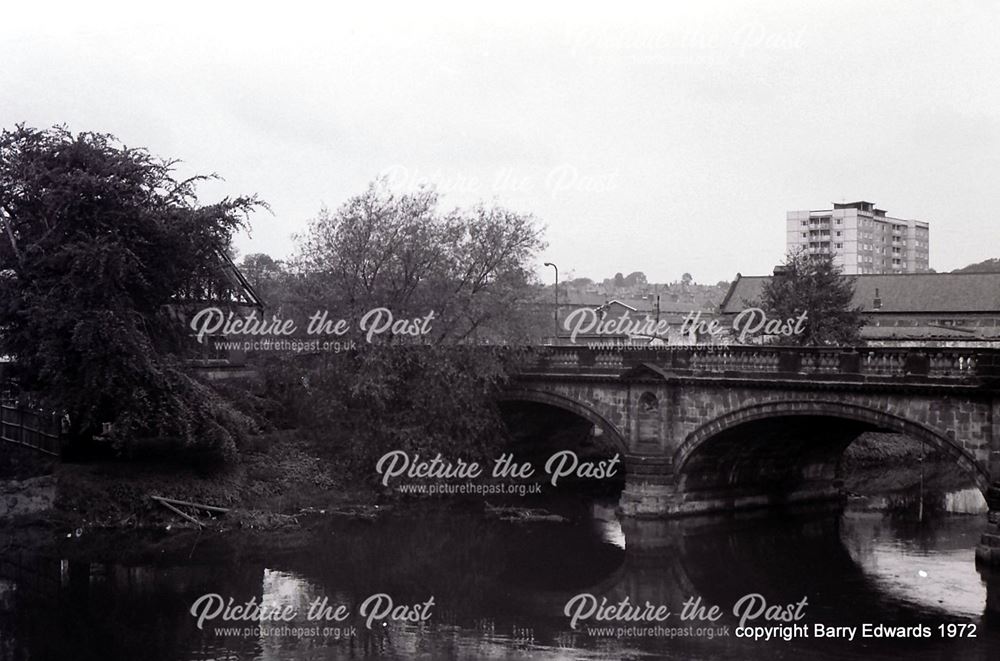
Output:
top-left (538, 272), bottom-right (730, 311)
top-left (953, 258), bottom-right (1000, 273)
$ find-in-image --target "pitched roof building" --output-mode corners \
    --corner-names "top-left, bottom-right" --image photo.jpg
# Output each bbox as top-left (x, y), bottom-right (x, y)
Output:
top-left (720, 271), bottom-right (1000, 345)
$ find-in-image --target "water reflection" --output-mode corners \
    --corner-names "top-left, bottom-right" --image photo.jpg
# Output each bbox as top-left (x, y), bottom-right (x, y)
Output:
top-left (1, 495), bottom-right (999, 660)
top-left (591, 502), bottom-right (625, 550)
top-left (945, 489), bottom-right (989, 515)
top-left (842, 509), bottom-right (987, 616)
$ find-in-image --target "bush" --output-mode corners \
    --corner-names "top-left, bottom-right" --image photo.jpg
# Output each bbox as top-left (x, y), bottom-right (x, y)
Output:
top-left (260, 345), bottom-right (525, 479)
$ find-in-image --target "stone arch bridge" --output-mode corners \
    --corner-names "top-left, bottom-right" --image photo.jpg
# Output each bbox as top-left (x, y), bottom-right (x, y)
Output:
top-left (501, 345), bottom-right (1000, 566)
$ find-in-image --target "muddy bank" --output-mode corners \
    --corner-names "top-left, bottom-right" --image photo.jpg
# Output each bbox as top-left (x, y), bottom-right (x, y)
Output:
top-left (840, 432), bottom-right (985, 504)
top-left (0, 475), bottom-right (55, 519)
top-left (0, 431), bottom-right (377, 538)
top-left (843, 460), bottom-right (980, 498)
top-left (842, 431), bottom-right (943, 469)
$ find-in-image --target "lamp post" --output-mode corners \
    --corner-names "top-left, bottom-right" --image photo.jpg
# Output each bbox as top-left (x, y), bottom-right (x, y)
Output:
top-left (543, 262), bottom-right (559, 341)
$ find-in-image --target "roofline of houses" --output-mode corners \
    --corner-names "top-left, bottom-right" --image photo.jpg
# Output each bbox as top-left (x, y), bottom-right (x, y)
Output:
top-left (597, 299), bottom-right (638, 311)
top-left (719, 270), bottom-right (1000, 316)
top-left (718, 273), bottom-right (744, 313)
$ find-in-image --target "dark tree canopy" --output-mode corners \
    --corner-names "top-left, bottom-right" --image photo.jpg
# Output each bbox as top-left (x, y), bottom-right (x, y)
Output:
top-left (264, 181), bottom-right (547, 470)
top-left (624, 271), bottom-right (647, 286)
top-left (0, 124), bottom-right (261, 460)
top-left (754, 250), bottom-right (864, 346)
top-left (294, 181), bottom-right (545, 344)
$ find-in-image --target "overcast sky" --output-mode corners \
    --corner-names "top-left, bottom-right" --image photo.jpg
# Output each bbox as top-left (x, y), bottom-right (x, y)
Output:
top-left (3, 1), bottom-right (998, 284)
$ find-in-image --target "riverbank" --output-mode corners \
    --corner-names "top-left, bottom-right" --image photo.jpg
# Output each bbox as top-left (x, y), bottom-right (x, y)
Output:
top-left (841, 431), bottom-right (943, 468)
top-left (0, 430), bottom-right (376, 536)
top-left (0, 428), bottom-right (972, 540)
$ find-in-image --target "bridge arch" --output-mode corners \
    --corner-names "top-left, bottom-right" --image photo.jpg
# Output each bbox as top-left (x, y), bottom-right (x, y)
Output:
top-left (497, 387), bottom-right (629, 455)
top-left (675, 399), bottom-right (991, 495)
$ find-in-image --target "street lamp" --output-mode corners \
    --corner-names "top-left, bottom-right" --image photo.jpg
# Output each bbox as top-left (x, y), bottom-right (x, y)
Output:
top-left (543, 262), bottom-right (559, 341)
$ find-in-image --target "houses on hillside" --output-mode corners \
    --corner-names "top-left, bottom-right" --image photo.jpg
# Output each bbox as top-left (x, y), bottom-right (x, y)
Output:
top-left (544, 270), bottom-right (1000, 348)
top-left (546, 298), bottom-right (721, 346)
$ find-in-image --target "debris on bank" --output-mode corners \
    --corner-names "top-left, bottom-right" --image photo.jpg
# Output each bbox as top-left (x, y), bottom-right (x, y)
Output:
top-left (485, 503), bottom-right (568, 523)
top-left (320, 504), bottom-right (384, 521)
top-left (229, 508), bottom-right (302, 529)
top-left (149, 495), bottom-right (230, 528)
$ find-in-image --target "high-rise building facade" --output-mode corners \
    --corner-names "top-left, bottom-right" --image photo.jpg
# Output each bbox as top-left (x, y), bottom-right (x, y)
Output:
top-left (786, 201), bottom-right (929, 274)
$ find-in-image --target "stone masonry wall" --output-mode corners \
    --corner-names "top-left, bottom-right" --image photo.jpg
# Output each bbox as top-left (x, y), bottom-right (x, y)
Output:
top-left (510, 376), bottom-right (996, 488)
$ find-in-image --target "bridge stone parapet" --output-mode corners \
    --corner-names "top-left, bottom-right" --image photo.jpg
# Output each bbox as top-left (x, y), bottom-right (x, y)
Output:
top-left (521, 344), bottom-right (1000, 383)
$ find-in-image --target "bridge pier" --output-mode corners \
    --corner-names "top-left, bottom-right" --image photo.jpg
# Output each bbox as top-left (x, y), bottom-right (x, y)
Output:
top-left (618, 454), bottom-right (677, 517)
top-left (618, 442), bottom-right (847, 519)
top-left (976, 391), bottom-right (1000, 570)
top-left (976, 484), bottom-right (1000, 569)
top-left (620, 476), bottom-right (845, 518)
top-left (982, 567), bottom-right (1000, 623)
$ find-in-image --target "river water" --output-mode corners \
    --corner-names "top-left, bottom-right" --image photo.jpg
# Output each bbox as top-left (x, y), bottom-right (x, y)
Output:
top-left (2, 478), bottom-right (999, 660)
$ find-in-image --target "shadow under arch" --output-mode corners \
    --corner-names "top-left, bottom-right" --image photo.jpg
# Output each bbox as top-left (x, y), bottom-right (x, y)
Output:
top-left (496, 387), bottom-right (629, 455)
top-left (675, 399), bottom-right (991, 495)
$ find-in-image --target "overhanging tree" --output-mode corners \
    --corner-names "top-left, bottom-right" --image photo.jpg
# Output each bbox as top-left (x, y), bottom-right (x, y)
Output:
top-left (754, 249), bottom-right (864, 346)
top-left (0, 125), bottom-right (262, 461)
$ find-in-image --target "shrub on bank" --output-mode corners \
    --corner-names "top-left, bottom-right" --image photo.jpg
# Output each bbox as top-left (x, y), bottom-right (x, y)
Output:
top-left (258, 345), bottom-right (525, 479)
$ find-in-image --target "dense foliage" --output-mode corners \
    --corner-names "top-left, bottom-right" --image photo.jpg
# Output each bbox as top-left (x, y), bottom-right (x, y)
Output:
top-left (755, 249), bottom-right (864, 346)
top-left (0, 125), bottom-right (261, 461)
top-left (258, 181), bottom-right (547, 472)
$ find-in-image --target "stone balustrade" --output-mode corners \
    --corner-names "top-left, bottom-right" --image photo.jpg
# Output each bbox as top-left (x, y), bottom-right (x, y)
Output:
top-left (521, 345), bottom-right (1000, 384)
